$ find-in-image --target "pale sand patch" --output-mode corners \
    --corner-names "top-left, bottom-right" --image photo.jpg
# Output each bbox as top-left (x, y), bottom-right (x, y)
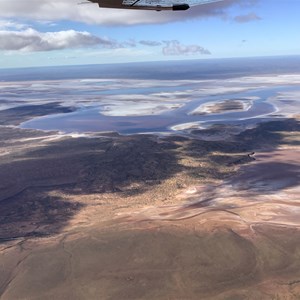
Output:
top-left (101, 102), bottom-right (183, 116)
top-left (268, 89), bottom-right (300, 117)
top-left (170, 121), bottom-right (205, 131)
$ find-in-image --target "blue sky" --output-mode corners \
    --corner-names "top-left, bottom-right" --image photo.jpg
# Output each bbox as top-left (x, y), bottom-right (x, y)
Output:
top-left (0, 0), bottom-right (299, 68)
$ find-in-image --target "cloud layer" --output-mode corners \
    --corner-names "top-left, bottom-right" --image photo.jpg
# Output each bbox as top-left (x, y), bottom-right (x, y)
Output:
top-left (0, 29), bottom-right (117, 51)
top-left (0, 0), bottom-right (255, 25)
top-left (0, 27), bottom-right (210, 56)
top-left (163, 40), bottom-right (211, 55)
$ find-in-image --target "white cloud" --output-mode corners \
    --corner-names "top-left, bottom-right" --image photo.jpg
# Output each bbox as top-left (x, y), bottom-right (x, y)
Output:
top-left (122, 39), bottom-right (136, 47)
top-left (0, 20), bottom-right (28, 30)
top-left (0, 28), bottom-right (119, 51)
top-left (140, 40), bottom-right (162, 46)
top-left (234, 12), bottom-right (261, 23)
top-left (162, 40), bottom-right (211, 55)
top-left (0, 0), bottom-right (254, 25)
top-left (0, 26), bottom-right (211, 56)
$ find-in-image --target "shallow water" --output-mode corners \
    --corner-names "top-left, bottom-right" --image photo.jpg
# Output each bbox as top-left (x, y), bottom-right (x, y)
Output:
top-left (1, 57), bottom-right (299, 134)
top-left (19, 83), bottom-right (292, 134)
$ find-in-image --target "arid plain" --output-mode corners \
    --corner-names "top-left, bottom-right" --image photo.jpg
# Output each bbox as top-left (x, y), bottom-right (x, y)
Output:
top-left (0, 74), bottom-right (300, 299)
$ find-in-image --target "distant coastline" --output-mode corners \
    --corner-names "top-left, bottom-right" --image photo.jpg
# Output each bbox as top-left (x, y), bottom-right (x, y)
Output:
top-left (1, 55), bottom-right (300, 82)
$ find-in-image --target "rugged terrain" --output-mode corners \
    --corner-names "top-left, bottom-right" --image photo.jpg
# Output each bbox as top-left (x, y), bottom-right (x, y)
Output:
top-left (0, 108), bottom-right (299, 299)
